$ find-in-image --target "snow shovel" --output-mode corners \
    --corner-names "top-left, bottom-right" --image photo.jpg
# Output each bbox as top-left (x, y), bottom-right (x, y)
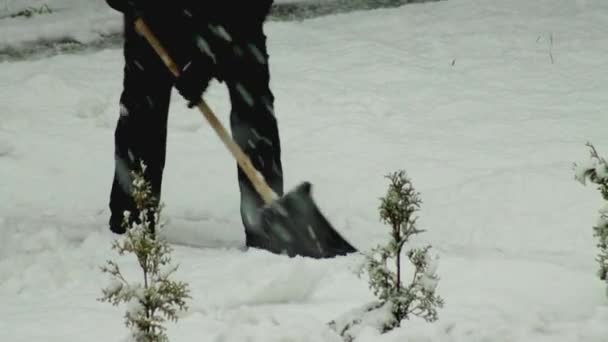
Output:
top-left (134, 18), bottom-right (357, 258)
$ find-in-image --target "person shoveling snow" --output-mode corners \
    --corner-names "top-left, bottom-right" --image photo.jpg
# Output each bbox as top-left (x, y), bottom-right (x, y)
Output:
top-left (105, 0), bottom-right (357, 258)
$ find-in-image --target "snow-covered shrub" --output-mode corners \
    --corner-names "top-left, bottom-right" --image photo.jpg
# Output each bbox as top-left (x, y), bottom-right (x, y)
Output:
top-left (329, 170), bottom-right (443, 341)
top-left (575, 142), bottom-right (608, 282)
top-left (99, 162), bottom-right (190, 342)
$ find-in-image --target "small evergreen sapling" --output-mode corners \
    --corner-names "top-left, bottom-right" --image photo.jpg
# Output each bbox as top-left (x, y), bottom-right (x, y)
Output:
top-left (99, 162), bottom-right (190, 342)
top-left (330, 171), bottom-right (443, 341)
top-left (575, 142), bottom-right (608, 282)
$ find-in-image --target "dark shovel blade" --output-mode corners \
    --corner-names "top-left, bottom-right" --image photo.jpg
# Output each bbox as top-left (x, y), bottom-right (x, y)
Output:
top-left (258, 182), bottom-right (358, 258)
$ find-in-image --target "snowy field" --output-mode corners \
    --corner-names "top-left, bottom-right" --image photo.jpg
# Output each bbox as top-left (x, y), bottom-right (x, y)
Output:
top-left (0, 0), bottom-right (421, 61)
top-left (2, 0), bottom-right (608, 341)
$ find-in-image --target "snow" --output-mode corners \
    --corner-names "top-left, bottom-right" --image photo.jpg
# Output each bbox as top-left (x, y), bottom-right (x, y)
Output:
top-left (595, 163), bottom-right (608, 181)
top-left (574, 159), bottom-right (596, 185)
top-left (418, 274), bottom-right (438, 292)
top-left (330, 301), bottom-right (396, 340)
top-left (0, 0), bottom-right (120, 53)
top-left (158, 264), bottom-right (178, 281)
top-left (0, 0), bottom-right (375, 60)
top-left (106, 278), bottom-right (124, 294)
top-left (2, 0), bottom-right (608, 341)
top-left (126, 297), bottom-right (144, 317)
top-left (419, 252), bottom-right (440, 292)
top-left (424, 252), bottom-right (438, 276)
top-left (596, 216), bottom-right (607, 229)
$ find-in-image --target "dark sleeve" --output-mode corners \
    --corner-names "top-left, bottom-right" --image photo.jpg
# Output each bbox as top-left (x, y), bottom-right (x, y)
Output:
top-left (106, 0), bottom-right (127, 12)
top-left (207, 0), bottom-right (273, 26)
top-left (258, 0), bottom-right (274, 19)
top-left (104, 0), bottom-right (156, 14)
top-left (244, 0), bottom-right (274, 23)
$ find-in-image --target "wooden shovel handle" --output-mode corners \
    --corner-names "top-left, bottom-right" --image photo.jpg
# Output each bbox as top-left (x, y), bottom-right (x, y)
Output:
top-left (134, 18), bottom-right (277, 204)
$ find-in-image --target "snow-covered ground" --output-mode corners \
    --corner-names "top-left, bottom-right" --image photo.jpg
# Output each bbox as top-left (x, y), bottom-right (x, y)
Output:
top-left (0, 0), bottom-right (118, 52)
top-left (0, 0), bottom-right (419, 60)
top-left (2, 0), bottom-right (608, 340)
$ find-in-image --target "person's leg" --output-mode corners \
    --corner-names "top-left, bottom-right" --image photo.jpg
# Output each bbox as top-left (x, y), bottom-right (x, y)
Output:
top-left (109, 16), bottom-right (174, 233)
top-left (223, 28), bottom-right (284, 248)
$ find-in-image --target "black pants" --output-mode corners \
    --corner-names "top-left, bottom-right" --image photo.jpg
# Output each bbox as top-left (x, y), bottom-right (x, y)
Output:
top-left (109, 17), bottom-right (283, 246)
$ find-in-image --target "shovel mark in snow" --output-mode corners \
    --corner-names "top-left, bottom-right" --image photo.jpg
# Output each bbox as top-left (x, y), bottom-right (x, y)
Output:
top-left (246, 261), bottom-right (325, 305)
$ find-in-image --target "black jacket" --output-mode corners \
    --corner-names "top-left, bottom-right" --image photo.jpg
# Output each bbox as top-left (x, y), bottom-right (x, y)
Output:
top-left (106, 0), bottom-right (274, 54)
top-left (105, 0), bottom-right (274, 27)
top-left (107, 0), bottom-right (274, 83)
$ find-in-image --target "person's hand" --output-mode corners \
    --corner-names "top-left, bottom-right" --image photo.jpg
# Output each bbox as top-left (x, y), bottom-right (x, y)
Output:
top-left (175, 60), bottom-right (213, 108)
